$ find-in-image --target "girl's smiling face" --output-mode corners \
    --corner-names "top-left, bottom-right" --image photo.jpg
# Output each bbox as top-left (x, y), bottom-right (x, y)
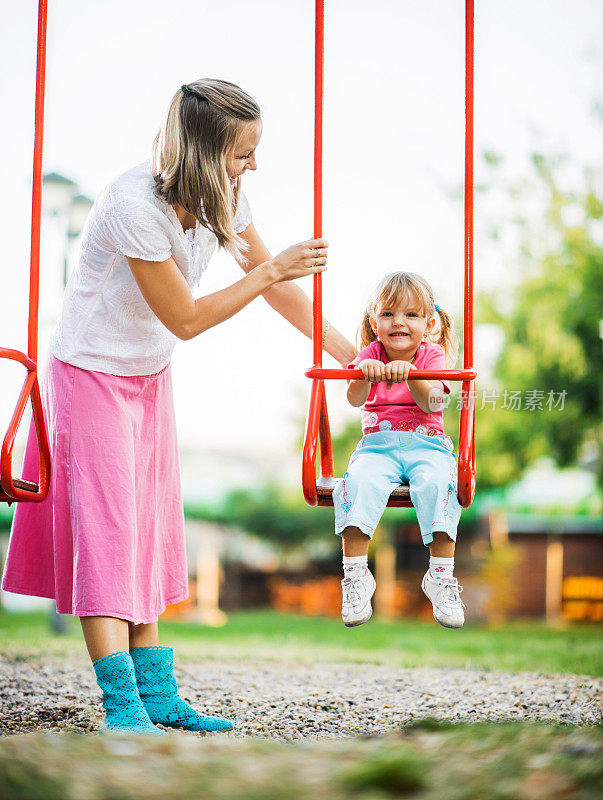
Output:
top-left (226, 119), bottom-right (262, 184)
top-left (371, 293), bottom-right (435, 360)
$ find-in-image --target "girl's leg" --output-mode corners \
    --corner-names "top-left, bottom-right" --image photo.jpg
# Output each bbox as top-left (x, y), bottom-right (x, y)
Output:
top-left (422, 536), bottom-right (465, 628)
top-left (429, 530), bottom-right (455, 558)
top-left (341, 526), bottom-right (372, 624)
top-left (342, 525), bottom-right (371, 557)
top-left (404, 446), bottom-right (461, 553)
top-left (404, 447), bottom-right (464, 628)
top-left (334, 442), bottom-right (401, 627)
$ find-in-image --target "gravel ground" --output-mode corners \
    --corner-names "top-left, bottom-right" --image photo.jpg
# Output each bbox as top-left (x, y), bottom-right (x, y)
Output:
top-left (1, 656), bottom-right (601, 738)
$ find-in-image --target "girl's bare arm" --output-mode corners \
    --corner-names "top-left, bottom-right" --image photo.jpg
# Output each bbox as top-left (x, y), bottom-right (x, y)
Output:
top-left (346, 359), bottom-right (384, 407)
top-left (347, 379), bottom-right (371, 407)
top-left (407, 378), bottom-right (446, 413)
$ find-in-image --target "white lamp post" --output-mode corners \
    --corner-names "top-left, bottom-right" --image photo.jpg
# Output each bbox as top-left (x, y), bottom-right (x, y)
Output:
top-left (41, 171), bottom-right (76, 216)
top-left (42, 173), bottom-right (93, 287)
top-left (65, 194), bottom-right (94, 285)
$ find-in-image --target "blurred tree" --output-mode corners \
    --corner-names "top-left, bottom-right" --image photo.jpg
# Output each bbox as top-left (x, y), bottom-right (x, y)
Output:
top-left (0, 506), bottom-right (13, 533)
top-left (474, 152), bottom-right (602, 488)
top-left (186, 485), bottom-right (334, 552)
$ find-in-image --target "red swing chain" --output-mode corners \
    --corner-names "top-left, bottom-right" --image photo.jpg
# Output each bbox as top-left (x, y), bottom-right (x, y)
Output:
top-left (0, 0), bottom-right (51, 503)
top-left (313, 0), bottom-right (324, 371)
top-left (302, 0), bottom-right (476, 508)
top-left (458, 0), bottom-right (476, 508)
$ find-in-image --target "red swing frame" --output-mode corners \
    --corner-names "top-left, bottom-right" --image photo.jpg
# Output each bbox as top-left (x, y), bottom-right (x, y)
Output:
top-left (302, 0), bottom-right (477, 508)
top-left (0, 0), bottom-right (51, 504)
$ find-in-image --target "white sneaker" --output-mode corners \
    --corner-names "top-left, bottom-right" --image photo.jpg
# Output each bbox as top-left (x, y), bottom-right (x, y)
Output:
top-left (342, 568), bottom-right (376, 627)
top-left (421, 571), bottom-right (466, 628)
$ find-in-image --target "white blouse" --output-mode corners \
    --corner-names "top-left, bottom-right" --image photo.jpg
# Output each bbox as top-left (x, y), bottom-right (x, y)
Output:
top-left (50, 161), bottom-right (252, 376)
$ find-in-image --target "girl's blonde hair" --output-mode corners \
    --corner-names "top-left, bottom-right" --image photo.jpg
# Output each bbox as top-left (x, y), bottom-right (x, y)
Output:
top-left (358, 272), bottom-right (458, 367)
top-left (151, 78), bottom-right (261, 262)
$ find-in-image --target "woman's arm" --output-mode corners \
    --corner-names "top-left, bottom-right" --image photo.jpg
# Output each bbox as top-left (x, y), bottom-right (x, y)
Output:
top-left (239, 224), bottom-right (357, 367)
top-left (126, 238), bottom-right (327, 341)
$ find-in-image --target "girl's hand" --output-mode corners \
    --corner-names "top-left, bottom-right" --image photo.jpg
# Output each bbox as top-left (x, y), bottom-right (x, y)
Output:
top-left (268, 238), bottom-right (328, 283)
top-left (384, 360), bottom-right (415, 389)
top-left (359, 359), bottom-right (387, 382)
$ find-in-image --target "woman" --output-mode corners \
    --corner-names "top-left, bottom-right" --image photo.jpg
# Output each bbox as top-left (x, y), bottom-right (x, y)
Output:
top-left (2, 79), bottom-right (356, 734)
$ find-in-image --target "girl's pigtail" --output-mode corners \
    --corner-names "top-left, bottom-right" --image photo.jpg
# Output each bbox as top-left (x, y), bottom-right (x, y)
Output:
top-left (434, 306), bottom-right (459, 368)
top-left (357, 307), bottom-right (377, 350)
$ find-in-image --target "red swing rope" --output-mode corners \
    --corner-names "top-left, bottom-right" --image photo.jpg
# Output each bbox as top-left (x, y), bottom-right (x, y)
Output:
top-left (0, 0), bottom-right (51, 503)
top-left (458, 0), bottom-right (476, 507)
top-left (313, 0), bottom-right (324, 370)
top-left (28, 0), bottom-right (48, 366)
top-left (303, 0), bottom-right (476, 508)
top-left (464, 0), bottom-right (474, 371)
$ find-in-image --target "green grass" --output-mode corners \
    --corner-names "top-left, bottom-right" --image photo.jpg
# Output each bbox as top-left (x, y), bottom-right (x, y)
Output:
top-left (0, 722), bottom-right (601, 800)
top-left (1, 609), bottom-right (601, 676)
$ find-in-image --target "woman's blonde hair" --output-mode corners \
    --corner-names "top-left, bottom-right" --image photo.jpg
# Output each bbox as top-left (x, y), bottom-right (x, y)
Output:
top-left (358, 272), bottom-right (458, 367)
top-left (152, 78), bottom-right (260, 262)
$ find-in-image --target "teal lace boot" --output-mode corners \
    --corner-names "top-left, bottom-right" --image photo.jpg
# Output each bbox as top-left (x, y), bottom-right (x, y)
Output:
top-left (92, 651), bottom-right (167, 735)
top-left (130, 646), bottom-right (234, 732)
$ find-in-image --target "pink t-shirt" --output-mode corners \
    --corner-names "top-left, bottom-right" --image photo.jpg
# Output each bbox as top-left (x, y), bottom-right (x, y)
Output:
top-left (350, 340), bottom-right (452, 436)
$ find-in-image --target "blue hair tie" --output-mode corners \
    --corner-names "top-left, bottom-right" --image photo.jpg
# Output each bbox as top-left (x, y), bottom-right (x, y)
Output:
top-left (435, 304), bottom-right (441, 312)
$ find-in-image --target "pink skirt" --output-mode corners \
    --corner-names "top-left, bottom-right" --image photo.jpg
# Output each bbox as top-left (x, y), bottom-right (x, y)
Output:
top-left (1, 355), bottom-right (188, 624)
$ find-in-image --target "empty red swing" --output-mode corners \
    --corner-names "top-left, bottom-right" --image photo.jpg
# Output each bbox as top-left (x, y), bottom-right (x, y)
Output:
top-left (302, 0), bottom-right (477, 509)
top-left (0, 0), bottom-right (51, 504)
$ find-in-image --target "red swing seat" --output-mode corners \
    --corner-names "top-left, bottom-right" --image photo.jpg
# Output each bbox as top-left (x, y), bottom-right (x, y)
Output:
top-left (0, 0), bottom-right (51, 505)
top-left (317, 477), bottom-right (412, 508)
top-left (302, 0), bottom-right (477, 510)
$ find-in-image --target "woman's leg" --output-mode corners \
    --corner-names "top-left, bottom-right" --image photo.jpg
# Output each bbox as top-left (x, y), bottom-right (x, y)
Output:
top-left (79, 617), bottom-right (160, 660)
top-left (129, 621), bottom-right (159, 649)
top-left (129, 642), bottom-right (233, 732)
top-left (81, 616), bottom-right (164, 734)
top-left (125, 619), bottom-right (231, 732)
top-left (80, 616), bottom-right (129, 662)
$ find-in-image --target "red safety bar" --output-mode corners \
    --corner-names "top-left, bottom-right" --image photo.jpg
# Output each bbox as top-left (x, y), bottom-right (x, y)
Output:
top-left (0, 0), bottom-right (51, 504)
top-left (302, 0), bottom-right (477, 509)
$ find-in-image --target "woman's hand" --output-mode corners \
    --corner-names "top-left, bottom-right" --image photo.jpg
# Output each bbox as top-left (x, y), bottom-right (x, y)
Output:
top-left (268, 238), bottom-right (328, 283)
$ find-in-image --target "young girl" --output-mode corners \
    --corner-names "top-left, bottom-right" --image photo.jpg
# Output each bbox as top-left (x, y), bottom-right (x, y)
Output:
top-left (333, 272), bottom-right (465, 629)
top-left (2, 79), bottom-right (356, 734)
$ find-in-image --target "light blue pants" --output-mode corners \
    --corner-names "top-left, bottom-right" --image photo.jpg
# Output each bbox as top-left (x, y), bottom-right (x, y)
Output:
top-left (333, 431), bottom-right (462, 546)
